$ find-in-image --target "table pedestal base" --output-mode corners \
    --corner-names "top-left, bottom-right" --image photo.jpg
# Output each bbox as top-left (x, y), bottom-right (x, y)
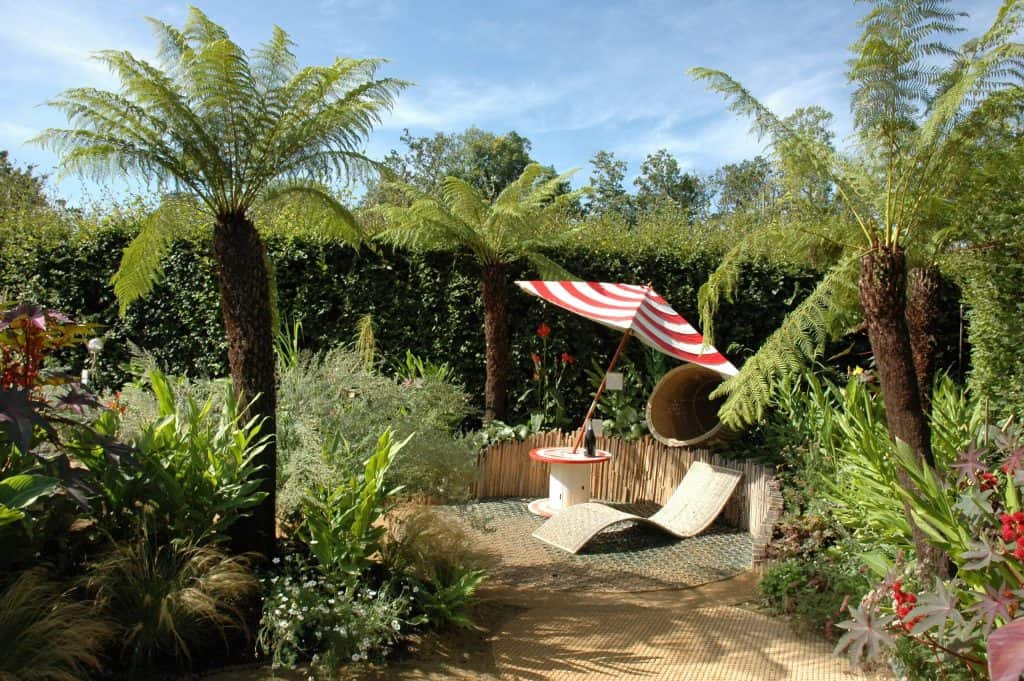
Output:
top-left (529, 462), bottom-right (592, 517)
top-left (528, 498), bottom-right (556, 517)
top-left (527, 447), bottom-right (612, 518)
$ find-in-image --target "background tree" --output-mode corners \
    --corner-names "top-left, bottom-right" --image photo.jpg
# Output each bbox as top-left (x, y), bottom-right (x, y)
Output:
top-left (37, 8), bottom-right (405, 556)
top-left (0, 151), bottom-right (50, 215)
top-left (773, 107), bottom-right (837, 215)
top-left (711, 155), bottom-right (778, 217)
top-left (586, 150), bottom-right (634, 219)
top-left (364, 127), bottom-right (535, 206)
top-left (693, 0), bottom-right (1024, 576)
top-left (377, 163), bottom-right (580, 421)
top-left (634, 148), bottom-right (708, 219)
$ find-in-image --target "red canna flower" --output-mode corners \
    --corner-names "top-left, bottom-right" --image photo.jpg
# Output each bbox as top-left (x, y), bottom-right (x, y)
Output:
top-left (536, 322), bottom-right (551, 339)
top-left (560, 352), bottom-right (575, 365)
top-left (531, 352), bottom-right (541, 365)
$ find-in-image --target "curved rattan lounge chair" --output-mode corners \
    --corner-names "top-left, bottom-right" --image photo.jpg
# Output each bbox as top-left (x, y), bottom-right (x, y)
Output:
top-left (531, 461), bottom-right (743, 554)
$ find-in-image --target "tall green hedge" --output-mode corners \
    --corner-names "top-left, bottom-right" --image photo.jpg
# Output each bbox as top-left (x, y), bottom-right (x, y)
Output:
top-left (1, 214), bottom-right (969, 424)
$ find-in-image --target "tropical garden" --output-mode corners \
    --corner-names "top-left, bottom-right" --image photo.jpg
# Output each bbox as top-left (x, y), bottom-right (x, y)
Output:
top-left (2, 0), bottom-right (1024, 679)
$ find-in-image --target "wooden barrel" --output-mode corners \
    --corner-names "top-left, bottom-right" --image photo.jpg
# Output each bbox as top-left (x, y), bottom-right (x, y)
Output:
top-left (645, 364), bottom-right (727, 447)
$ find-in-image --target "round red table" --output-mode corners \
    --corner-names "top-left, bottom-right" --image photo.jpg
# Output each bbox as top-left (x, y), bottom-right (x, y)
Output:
top-left (528, 446), bottom-right (612, 517)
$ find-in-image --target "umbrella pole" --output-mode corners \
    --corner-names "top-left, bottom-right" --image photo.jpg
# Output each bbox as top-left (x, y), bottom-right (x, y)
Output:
top-left (572, 329), bottom-right (632, 452)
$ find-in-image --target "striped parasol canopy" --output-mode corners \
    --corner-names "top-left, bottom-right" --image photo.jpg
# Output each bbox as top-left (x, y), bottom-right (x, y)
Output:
top-left (515, 280), bottom-right (738, 377)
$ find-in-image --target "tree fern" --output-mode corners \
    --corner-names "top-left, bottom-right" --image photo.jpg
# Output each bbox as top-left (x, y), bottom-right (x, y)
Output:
top-left (34, 6), bottom-right (407, 555)
top-left (693, 0), bottom-right (1024, 429)
top-left (375, 163), bottom-right (582, 420)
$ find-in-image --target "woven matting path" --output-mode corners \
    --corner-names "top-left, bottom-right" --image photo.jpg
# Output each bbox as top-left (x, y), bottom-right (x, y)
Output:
top-left (444, 498), bottom-right (752, 592)
top-left (204, 500), bottom-right (891, 681)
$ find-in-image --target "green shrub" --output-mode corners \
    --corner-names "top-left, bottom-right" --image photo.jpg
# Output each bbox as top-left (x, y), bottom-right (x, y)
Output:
top-left (760, 370), bottom-right (981, 554)
top-left (257, 553), bottom-right (413, 675)
top-left (297, 431), bottom-right (407, 579)
top-left (277, 347), bottom-right (476, 518)
top-left (84, 531), bottom-right (259, 674)
top-left (3, 206), bottom-right (852, 424)
top-left (82, 369), bottom-right (268, 542)
top-left (0, 569), bottom-right (114, 681)
top-left (760, 553), bottom-right (869, 635)
top-left (381, 508), bottom-right (489, 630)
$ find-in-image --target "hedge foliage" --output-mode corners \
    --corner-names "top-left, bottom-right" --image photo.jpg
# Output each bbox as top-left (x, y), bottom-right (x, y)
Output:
top-left (0, 206), bottom-right (968, 424)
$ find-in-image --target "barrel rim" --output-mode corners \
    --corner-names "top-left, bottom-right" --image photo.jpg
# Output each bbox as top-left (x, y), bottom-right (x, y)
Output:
top-left (645, 364), bottom-right (727, 447)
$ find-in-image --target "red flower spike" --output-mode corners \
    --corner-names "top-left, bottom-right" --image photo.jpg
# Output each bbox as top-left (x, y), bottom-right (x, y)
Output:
top-left (536, 323), bottom-right (551, 339)
top-left (560, 352), bottom-right (575, 365)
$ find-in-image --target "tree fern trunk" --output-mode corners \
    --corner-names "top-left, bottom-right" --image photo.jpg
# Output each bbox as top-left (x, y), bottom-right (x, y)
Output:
top-left (212, 213), bottom-right (276, 558)
top-left (860, 247), bottom-right (946, 578)
top-left (906, 266), bottom-right (941, 416)
top-left (481, 264), bottom-right (508, 422)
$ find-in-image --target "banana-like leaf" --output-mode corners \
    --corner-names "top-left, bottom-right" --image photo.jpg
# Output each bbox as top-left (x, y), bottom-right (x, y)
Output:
top-left (0, 474), bottom-right (59, 511)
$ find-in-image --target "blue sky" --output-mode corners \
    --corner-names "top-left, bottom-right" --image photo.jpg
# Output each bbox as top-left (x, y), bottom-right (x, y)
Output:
top-left (0, 0), bottom-right (1000, 204)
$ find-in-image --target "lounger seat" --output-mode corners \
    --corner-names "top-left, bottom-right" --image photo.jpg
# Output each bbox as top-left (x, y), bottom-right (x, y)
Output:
top-left (532, 461), bottom-right (743, 553)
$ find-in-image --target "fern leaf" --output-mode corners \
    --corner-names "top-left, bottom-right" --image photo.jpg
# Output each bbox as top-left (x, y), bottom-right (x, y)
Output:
top-left (111, 196), bottom-right (203, 314)
top-left (713, 255), bottom-right (861, 427)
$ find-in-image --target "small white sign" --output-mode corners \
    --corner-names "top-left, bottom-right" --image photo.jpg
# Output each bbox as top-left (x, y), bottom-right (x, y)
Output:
top-left (606, 372), bottom-right (624, 391)
top-left (592, 419), bottom-right (604, 436)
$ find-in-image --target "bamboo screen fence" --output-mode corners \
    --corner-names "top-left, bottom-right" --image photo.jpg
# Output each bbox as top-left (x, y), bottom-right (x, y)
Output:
top-left (474, 431), bottom-right (784, 563)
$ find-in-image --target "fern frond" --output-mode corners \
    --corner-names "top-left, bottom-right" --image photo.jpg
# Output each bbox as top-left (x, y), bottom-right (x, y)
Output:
top-left (111, 195), bottom-right (205, 314)
top-left (440, 176), bottom-right (487, 227)
top-left (690, 68), bottom-right (874, 240)
top-left (712, 255), bottom-right (862, 427)
top-left (912, 1), bottom-right (1024, 188)
top-left (698, 246), bottom-right (745, 348)
top-left (261, 180), bottom-right (363, 245)
top-left (522, 252), bottom-right (577, 280)
top-left (354, 313), bottom-right (376, 370)
top-left (376, 164), bottom-right (573, 274)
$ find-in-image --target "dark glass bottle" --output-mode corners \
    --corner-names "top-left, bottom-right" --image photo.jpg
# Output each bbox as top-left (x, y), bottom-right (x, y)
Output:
top-left (584, 419), bottom-right (597, 457)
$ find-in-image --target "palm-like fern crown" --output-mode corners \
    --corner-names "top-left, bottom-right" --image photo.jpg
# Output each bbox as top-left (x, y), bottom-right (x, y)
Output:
top-left (35, 7), bottom-right (406, 310)
top-left (378, 163), bottom-right (582, 278)
top-left (36, 6), bottom-right (405, 218)
top-left (690, 0), bottom-right (1024, 426)
top-left (849, 0), bottom-right (964, 144)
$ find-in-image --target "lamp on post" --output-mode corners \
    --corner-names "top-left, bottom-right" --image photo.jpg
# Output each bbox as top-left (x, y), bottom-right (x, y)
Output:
top-left (82, 337), bottom-right (105, 386)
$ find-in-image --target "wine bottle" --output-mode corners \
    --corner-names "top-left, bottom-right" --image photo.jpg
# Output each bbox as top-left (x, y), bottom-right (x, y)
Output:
top-left (584, 419), bottom-right (597, 457)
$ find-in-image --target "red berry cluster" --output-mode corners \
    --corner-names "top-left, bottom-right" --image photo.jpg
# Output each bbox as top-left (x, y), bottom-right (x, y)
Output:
top-left (980, 471), bottom-right (1000, 490)
top-left (1001, 512), bottom-right (1024, 560)
top-left (891, 582), bottom-right (922, 631)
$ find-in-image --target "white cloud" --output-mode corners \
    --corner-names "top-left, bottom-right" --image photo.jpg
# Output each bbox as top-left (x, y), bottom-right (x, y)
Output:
top-left (0, 121), bottom-right (38, 148)
top-left (384, 78), bottom-right (567, 131)
top-left (0, 4), bottom-right (152, 88)
top-left (318, 0), bottom-right (398, 22)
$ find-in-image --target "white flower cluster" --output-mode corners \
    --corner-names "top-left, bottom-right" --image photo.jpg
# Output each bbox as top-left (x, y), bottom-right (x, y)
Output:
top-left (257, 552), bottom-right (413, 678)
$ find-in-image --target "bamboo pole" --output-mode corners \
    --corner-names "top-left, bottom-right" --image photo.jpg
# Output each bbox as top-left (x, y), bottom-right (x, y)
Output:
top-left (571, 329), bottom-right (633, 453)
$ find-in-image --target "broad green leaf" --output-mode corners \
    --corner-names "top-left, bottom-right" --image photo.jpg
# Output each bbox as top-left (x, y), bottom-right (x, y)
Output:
top-left (0, 474), bottom-right (59, 510)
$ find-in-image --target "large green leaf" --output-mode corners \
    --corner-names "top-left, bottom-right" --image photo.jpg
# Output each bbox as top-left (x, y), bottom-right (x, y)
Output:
top-left (0, 505), bottom-right (25, 528)
top-left (0, 474), bottom-right (59, 510)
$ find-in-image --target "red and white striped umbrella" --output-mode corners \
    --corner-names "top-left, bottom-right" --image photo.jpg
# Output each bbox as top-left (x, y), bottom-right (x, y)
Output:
top-left (516, 280), bottom-right (738, 376)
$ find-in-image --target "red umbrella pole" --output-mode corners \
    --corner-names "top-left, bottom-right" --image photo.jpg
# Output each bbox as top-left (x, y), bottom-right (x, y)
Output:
top-left (572, 328), bottom-right (632, 452)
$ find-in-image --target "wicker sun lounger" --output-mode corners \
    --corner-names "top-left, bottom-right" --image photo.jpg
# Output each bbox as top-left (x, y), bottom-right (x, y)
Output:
top-left (531, 461), bottom-right (743, 554)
